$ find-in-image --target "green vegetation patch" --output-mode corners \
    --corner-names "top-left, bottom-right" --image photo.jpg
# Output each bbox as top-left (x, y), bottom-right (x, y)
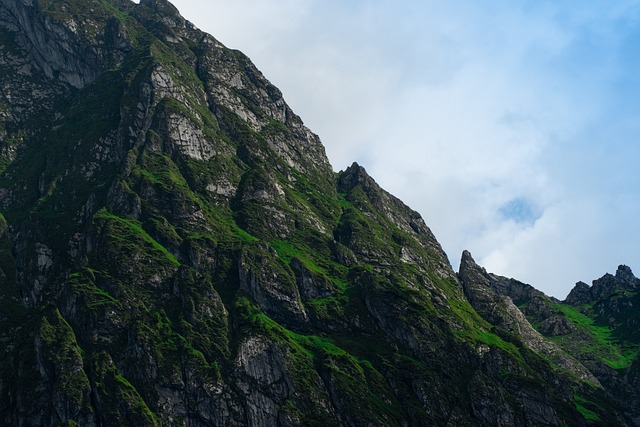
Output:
top-left (573, 394), bottom-right (601, 422)
top-left (93, 209), bottom-right (180, 267)
top-left (67, 269), bottom-right (121, 310)
top-left (134, 149), bottom-right (192, 193)
top-left (39, 309), bottom-right (92, 409)
top-left (139, 309), bottom-right (220, 377)
top-left (447, 297), bottom-right (526, 364)
top-left (555, 303), bottom-right (640, 370)
top-left (271, 240), bottom-right (323, 274)
top-left (476, 330), bottom-right (525, 363)
top-left (271, 239), bottom-right (349, 289)
top-left (236, 297), bottom-right (402, 425)
top-left (306, 295), bottom-right (348, 319)
top-left (90, 352), bottom-right (160, 426)
top-left (131, 150), bottom-right (257, 248)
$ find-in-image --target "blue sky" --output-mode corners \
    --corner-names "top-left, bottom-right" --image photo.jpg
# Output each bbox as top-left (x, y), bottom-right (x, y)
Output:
top-left (169, 0), bottom-right (640, 298)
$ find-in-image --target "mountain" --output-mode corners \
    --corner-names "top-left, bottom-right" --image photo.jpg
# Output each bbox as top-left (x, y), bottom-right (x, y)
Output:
top-left (0, 0), bottom-right (637, 425)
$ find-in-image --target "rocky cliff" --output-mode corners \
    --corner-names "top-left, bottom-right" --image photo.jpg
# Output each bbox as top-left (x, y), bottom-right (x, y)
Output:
top-left (0, 0), bottom-right (636, 425)
top-left (461, 253), bottom-right (640, 425)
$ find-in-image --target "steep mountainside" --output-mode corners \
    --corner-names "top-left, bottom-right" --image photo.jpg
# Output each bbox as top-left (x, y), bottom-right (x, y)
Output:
top-left (499, 263), bottom-right (640, 423)
top-left (460, 253), bottom-right (640, 425)
top-left (0, 0), bottom-right (636, 425)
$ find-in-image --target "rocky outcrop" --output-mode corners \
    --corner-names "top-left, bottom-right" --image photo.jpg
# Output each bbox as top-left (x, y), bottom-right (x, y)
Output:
top-left (565, 281), bottom-right (592, 306)
top-left (459, 251), bottom-right (599, 384)
top-left (566, 265), bottom-right (640, 306)
top-left (336, 162), bottom-right (455, 281)
top-left (466, 255), bottom-right (640, 424)
top-left (539, 314), bottom-right (576, 336)
top-left (1, 0), bottom-right (131, 88)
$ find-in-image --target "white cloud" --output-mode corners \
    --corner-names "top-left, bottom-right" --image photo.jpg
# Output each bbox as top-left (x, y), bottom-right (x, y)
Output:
top-left (480, 192), bottom-right (640, 297)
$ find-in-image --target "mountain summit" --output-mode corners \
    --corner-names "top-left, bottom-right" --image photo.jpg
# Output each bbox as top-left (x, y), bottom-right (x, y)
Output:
top-left (0, 0), bottom-right (638, 425)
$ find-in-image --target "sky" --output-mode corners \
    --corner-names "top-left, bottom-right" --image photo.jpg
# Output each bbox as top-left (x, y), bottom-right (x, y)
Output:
top-left (167, 0), bottom-right (640, 298)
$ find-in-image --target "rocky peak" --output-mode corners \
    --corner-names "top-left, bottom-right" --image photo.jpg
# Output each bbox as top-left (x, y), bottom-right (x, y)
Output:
top-left (459, 249), bottom-right (481, 273)
top-left (140, 0), bottom-right (180, 13)
top-left (338, 162), bottom-right (437, 237)
top-left (458, 250), bottom-right (490, 303)
top-left (336, 162), bottom-right (374, 192)
top-left (459, 250), bottom-right (550, 307)
top-left (458, 251), bottom-right (600, 385)
top-left (565, 281), bottom-right (591, 306)
top-left (615, 264), bottom-right (640, 289)
top-left (135, 0), bottom-right (197, 49)
top-left (565, 265), bottom-right (640, 306)
top-left (460, 248), bottom-right (475, 264)
top-left (458, 250), bottom-right (508, 319)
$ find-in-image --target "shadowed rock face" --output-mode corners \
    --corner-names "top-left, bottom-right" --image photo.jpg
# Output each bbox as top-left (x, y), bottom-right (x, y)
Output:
top-left (0, 0), bottom-right (636, 425)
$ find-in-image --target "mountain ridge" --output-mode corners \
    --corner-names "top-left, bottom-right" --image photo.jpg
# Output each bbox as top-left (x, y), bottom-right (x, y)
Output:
top-left (0, 0), bottom-right (638, 425)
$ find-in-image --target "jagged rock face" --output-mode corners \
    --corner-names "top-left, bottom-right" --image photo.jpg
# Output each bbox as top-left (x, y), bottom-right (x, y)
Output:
top-left (539, 315), bottom-right (576, 336)
top-left (458, 251), bottom-right (600, 385)
top-left (564, 265), bottom-right (640, 342)
top-left (566, 266), bottom-right (640, 327)
top-left (468, 254), bottom-right (640, 425)
top-left (562, 266), bottom-right (640, 422)
top-left (565, 281), bottom-right (592, 306)
top-left (0, 0), bottom-right (635, 426)
top-left (1, 0), bottom-right (131, 89)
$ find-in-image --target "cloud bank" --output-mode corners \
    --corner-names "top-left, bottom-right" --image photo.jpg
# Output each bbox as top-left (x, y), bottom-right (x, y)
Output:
top-left (171, 0), bottom-right (640, 297)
